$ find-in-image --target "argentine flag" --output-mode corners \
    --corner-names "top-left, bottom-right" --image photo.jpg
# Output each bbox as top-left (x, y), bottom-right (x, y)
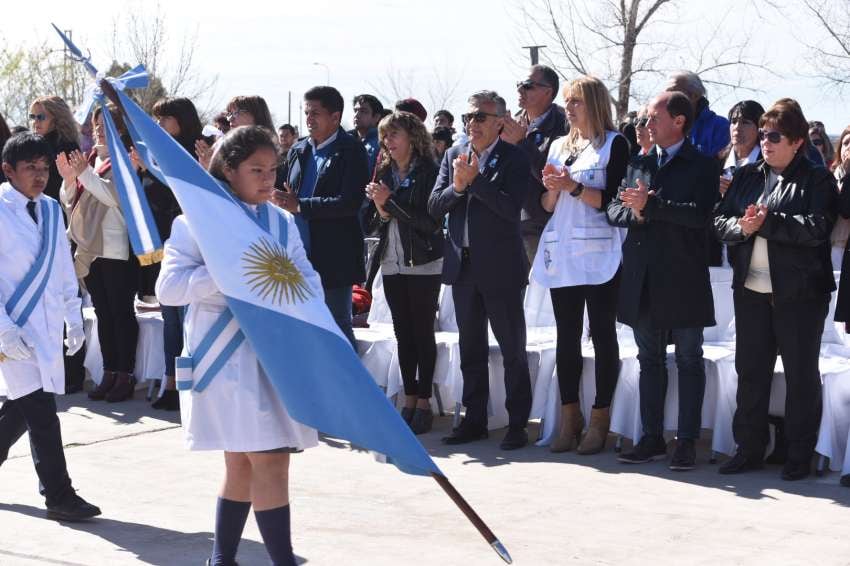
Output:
top-left (113, 89), bottom-right (441, 477)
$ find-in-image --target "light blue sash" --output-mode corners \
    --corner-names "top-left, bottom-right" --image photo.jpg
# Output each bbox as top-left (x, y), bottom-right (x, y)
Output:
top-left (176, 204), bottom-right (289, 392)
top-left (4, 199), bottom-right (61, 327)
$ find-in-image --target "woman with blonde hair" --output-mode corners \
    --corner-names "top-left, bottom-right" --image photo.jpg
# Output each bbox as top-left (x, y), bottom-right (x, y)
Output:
top-left (532, 76), bottom-right (629, 454)
top-left (360, 111), bottom-right (444, 434)
top-left (29, 96), bottom-right (80, 202)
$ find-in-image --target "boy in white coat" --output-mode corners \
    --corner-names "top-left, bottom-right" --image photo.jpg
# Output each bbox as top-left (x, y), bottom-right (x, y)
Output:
top-left (0, 133), bottom-right (100, 521)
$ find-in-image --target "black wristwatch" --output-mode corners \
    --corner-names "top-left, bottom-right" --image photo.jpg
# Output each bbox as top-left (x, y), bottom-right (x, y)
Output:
top-left (570, 182), bottom-right (584, 198)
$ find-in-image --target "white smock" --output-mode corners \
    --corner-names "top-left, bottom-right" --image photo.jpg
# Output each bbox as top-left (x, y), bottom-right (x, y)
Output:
top-left (155, 211), bottom-right (319, 452)
top-left (531, 131), bottom-right (624, 288)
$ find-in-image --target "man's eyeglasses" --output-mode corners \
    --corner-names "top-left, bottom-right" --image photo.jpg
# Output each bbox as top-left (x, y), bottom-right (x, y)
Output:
top-left (516, 80), bottom-right (550, 91)
top-left (462, 111), bottom-right (501, 125)
top-left (758, 129), bottom-right (784, 144)
top-left (28, 113), bottom-right (47, 122)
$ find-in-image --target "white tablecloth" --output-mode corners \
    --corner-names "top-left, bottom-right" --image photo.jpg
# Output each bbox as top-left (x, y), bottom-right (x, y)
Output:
top-left (83, 307), bottom-right (165, 385)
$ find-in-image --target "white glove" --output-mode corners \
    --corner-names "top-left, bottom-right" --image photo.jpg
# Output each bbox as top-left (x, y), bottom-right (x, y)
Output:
top-left (64, 325), bottom-right (86, 356)
top-left (0, 327), bottom-right (33, 361)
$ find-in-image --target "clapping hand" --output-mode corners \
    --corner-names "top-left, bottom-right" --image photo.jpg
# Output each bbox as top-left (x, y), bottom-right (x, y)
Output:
top-left (542, 163), bottom-right (577, 192)
top-left (273, 182), bottom-right (299, 213)
top-left (739, 204), bottom-right (768, 236)
top-left (195, 139), bottom-right (213, 170)
top-left (129, 147), bottom-right (146, 172)
top-left (622, 178), bottom-right (652, 213)
top-left (452, 152), bottom-right (479, 192)
top-left (55, 150), bottom-right (87, 184)
top-left (365, 181), bottom-right (391, 207)
top-left (500, 112), bottom-right (526, 145)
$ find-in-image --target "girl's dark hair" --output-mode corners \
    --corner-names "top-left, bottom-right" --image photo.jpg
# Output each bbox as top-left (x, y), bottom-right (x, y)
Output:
top-left (209, 126), bottom-right (279, 183)
top-left (227, 95), bottom-right (275, 132)
top-left (151, 97), bottom-right (204, 153)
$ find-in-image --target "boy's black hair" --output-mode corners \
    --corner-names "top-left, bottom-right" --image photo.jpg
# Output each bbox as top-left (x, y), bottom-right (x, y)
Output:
top-left (1, 132), bottom-right (54, 168)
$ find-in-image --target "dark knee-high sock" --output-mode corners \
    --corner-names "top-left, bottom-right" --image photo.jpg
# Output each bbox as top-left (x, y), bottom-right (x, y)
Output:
top-left (254, 504), bottom-right (296, 566)
top-left (211, 497), bottom-right (251, 566)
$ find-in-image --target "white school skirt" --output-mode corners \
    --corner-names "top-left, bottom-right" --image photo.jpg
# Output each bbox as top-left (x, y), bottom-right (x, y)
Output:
top-left (179, 359), bottom-right (318, 453)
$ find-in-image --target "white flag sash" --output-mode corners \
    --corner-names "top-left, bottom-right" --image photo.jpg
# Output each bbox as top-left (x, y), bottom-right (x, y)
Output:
top-left (175, 202), bottom-right (288, 392)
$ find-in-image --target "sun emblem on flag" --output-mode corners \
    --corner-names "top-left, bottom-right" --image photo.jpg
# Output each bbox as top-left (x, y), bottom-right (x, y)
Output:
top-left (242, 238), bottom-right (312, 305)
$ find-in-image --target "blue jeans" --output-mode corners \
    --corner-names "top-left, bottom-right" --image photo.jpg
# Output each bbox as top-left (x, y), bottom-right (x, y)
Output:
top-left (633, 317), bottom-right (705, 440)
top-left (323, 286), bottom-right (356, 350)
top-left (162, 305), bottom-right (185, 377)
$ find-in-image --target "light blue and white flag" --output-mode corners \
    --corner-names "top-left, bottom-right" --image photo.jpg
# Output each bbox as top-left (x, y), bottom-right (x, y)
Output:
top-left (99, 99), bottom-right (163, 264)
top-left (114, 88), bottom-right (441, 477)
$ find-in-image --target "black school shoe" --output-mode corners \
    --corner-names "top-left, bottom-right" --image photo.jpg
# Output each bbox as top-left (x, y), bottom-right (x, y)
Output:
top-left (618, 435), bottom-right (667, 464)
top-left (669, 438), bottom-right (696, 471)
top-left (442, 420), bottom-right (488, 445)
top-left (500, 427), bottom-right (528, 450)
top-left (840, 474), bottom-right (850, 487)
top-left (718, 451), bottom-right (765, 475)
top-left (46, 492), bottom-right (102, 522)
top-left (781, 459), bottom-right (811, 481)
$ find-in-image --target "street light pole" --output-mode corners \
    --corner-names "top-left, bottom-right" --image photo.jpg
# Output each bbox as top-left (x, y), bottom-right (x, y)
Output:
top-left (521, 45), bottom-right (546, 65)
top-left (312, 62), bottom-right (330, 85)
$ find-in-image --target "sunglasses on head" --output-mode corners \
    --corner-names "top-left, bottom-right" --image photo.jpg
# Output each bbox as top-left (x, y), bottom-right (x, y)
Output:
top-left (516, 80), bottom-right (550, 91)
top-left (758, 129), bottom-right (783, 143)
top-left (28, 113), bottom-right (47, 122)
top-left (462, 111), bottom-right (500, 125)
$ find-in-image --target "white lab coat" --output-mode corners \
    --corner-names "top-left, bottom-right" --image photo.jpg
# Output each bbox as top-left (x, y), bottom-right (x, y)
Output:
top-left (155, 208), bottom-right (319, 452)
top-left (0, 183), bottom-right (82, 400)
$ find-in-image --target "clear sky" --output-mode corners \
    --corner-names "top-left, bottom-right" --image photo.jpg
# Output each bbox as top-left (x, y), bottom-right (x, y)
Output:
top-left (4, 0), bottom-right (850, 135)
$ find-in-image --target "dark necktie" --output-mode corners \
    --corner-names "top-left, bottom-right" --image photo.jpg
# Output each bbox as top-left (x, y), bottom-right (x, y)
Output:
top-left (659, 148), bottom-right (669, 168)
top-left (26, 201), bottom-right (37, 224)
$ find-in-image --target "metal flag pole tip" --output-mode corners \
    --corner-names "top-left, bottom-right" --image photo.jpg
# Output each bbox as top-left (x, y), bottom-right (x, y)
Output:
top-left (491, 540), bottom-right (513, 564)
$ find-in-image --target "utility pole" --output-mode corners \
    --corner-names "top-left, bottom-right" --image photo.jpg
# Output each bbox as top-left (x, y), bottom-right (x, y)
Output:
top-left (287, 91), bottom-right (292, 125)
top-left (522, 45), bottom-right (546, 65)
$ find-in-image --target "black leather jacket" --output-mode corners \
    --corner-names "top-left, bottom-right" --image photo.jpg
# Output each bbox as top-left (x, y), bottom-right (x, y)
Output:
top-left (714, 152), bottom-right (837, 301)
top-left (361, 158), bottom-right (444, 285)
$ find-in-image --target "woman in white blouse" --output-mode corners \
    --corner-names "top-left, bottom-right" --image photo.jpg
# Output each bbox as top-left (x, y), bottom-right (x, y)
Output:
top-left (56, 104), bottom-right (139, 403)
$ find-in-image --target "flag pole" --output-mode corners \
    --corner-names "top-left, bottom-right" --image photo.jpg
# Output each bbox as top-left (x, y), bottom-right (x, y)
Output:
top-left (432, 473), bottom-right (513, 564)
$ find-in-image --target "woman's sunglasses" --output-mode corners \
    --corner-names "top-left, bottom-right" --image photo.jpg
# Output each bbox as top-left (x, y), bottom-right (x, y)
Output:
top-left (462, 111), bottom-right (500, 125)
top-left (28, 113), bottom-right (47, 122)
top-left (635, 118), bottom-right (648, 128)
top-left (758, 129), bottom-right (783, 143)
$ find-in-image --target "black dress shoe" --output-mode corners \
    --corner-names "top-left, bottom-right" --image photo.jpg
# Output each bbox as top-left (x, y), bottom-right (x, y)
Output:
top-left (719, 451), bottom-right (764, 475)
top-left (152, 389), bottom-right (180, 411)
top-left (65, 382), bottom-right (84, 394)
top-left (841, 474), bottom-right (850, 487)
top-left (442, 423), bottom-right (488, 445)
top-left (46, 492), bottom-right (102, 522)
top-left (781, 459), bottom-right (811, 481)
top-left (618, 435), bottom-right (667, 464)
top-left (410, 408), bottom-right (434, 435)
top-left (669, 438), bottom-right (696, 471)
top-left (500, 427), bottom-right (528, 450)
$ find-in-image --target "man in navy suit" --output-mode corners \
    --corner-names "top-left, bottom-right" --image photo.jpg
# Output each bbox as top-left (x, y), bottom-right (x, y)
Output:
top-left (275, 86), bottom-right (369, 349)
top-left (428, 90), bottom-right (532, 450)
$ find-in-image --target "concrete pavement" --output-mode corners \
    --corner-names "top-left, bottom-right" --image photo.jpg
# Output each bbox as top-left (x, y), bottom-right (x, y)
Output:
top-left (1, 393), bottom-right (849, 565)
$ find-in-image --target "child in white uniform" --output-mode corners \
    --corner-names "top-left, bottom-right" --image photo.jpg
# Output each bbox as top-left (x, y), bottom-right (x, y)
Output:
top-left (156, 126), bottom-right (317, 566)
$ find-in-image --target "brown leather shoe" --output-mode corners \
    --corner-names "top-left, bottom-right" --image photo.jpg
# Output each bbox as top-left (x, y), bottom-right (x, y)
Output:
top-left (106, 372), bottom-right (136, 403)
top-left (577, 407), bottom-right (611, 455)
top-left (550, 402), bottom-right (583, 453)
top-left (88, 371), bottom-right (116, 400)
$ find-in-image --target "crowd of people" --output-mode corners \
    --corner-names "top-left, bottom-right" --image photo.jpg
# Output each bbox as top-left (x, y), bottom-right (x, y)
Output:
top-left (2, 63), bottom-right (850, 564)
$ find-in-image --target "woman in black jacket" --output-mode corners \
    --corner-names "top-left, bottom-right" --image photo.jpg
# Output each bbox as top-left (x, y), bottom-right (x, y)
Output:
top-left (361, 111), bottom-right (444, 434)
top-left (714, 98), bottom-right (836, 481)
top-left (28, 96), bottom-right (80, 203)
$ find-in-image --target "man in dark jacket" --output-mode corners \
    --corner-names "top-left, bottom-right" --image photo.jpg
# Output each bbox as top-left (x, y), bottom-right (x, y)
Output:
top-left (348, 94), bottom-right (383, 173)
top-left (607, 91), bottom-right (719, 471)
top-left (428, 90), bottom-right (532, 450)
top-left (276, 86), bottom-right (369, 349)
top-left (501, 65), bottom-right (568, 264)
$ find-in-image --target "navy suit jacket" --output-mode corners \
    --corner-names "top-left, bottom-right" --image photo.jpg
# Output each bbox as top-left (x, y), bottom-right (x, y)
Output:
top-left (280, 127), bottom-right (369, 288)
top-left (428, 139), bottom-right (530, 292)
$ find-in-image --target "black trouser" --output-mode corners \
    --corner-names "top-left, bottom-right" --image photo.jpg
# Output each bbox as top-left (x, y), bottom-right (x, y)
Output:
top-left (733, 288), bottom-right (828, 463)
top-left (85, 257), bottom-right (139, 373)
top-left (382, 273), bottom-right (441, 399)
top-left (452, 257), bottom-right (532, 430)
top-left (63, 320), bottom-right (87, 390)
top-left (550, 269), bottom-right (621, 407)
top-left (0, 389), bottom-right (73, 506)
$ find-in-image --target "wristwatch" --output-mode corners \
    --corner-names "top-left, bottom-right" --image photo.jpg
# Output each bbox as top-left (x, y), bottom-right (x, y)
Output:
top-left (570, 182), bottom-right (584, 198)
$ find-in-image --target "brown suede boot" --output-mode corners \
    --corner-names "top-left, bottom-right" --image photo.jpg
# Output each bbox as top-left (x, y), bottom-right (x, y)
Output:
top-left (88, 371), bottom-right (116, 400)
top-left (550, 402), bottom-right (583, 453)
top-left (106, 372), bottom-right (137, 403)
top-left (577, 407), bottom-right (611, 455)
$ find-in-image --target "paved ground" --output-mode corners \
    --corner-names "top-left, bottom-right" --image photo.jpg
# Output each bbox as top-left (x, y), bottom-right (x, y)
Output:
top-left (0, 393), bottom-right (849, 566)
